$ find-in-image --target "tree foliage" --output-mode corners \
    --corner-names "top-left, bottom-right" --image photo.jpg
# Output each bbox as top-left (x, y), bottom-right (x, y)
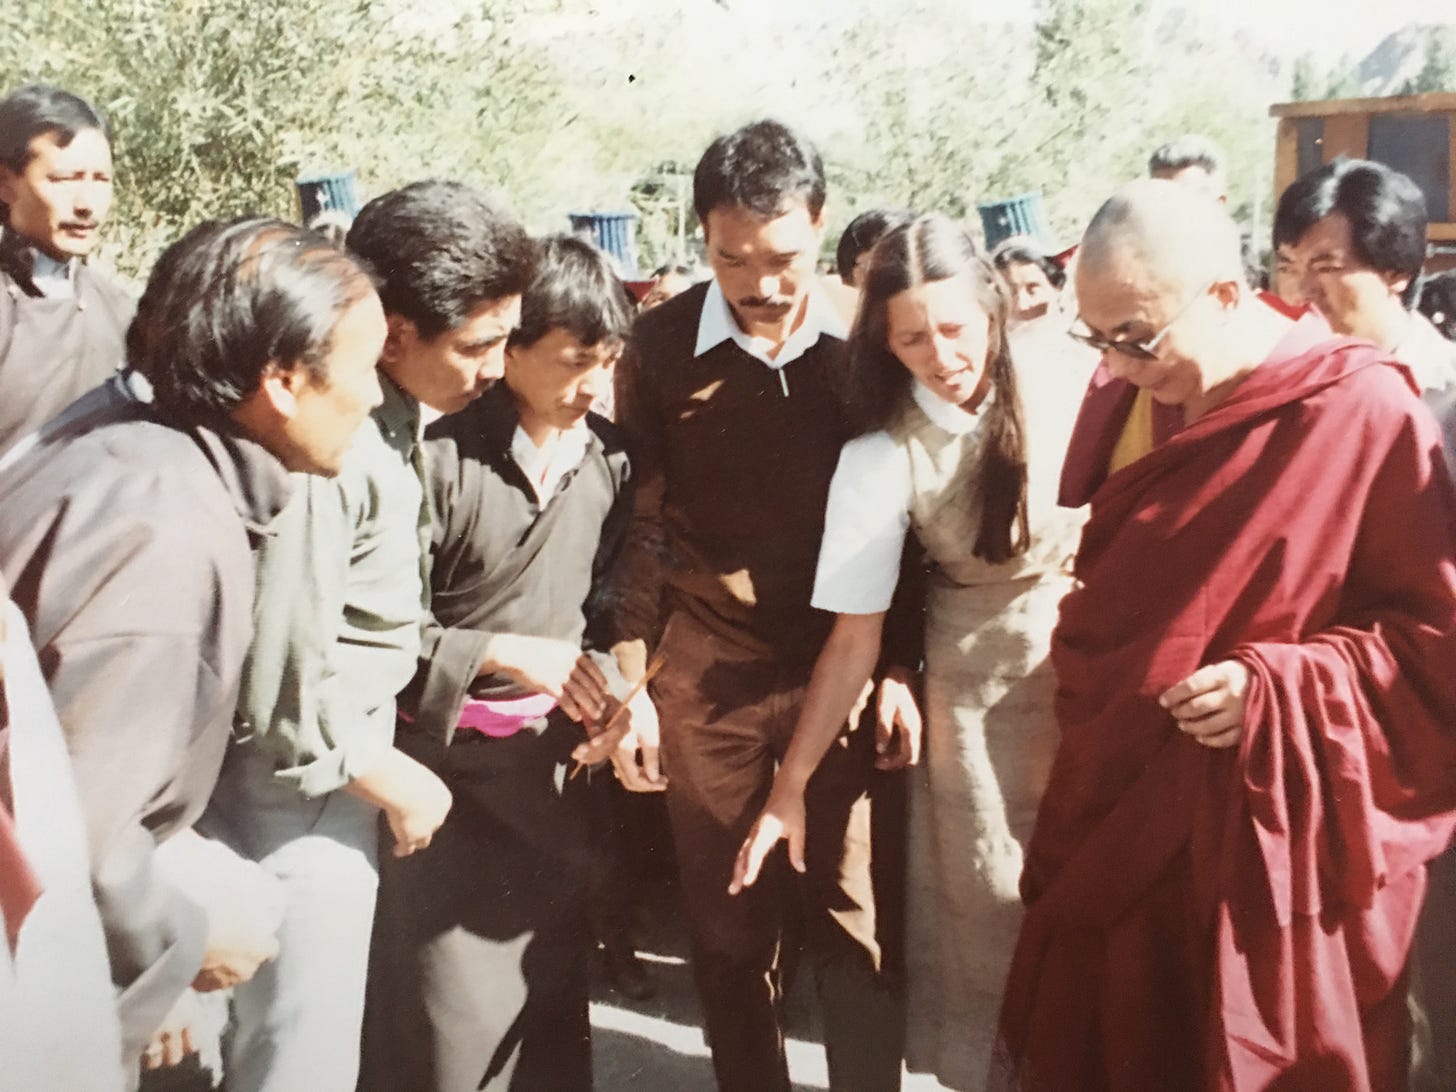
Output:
top-left (1401, 28), bottom-right (1456, 94)
top-left (1, 0), bottom-right (558, 274)
top-left (1290, 50), bottom-right (1365, 103)
top-left (2, 0), bottom-right (1292, 276)
top-left (820, 0), bottom-right (1277, 248)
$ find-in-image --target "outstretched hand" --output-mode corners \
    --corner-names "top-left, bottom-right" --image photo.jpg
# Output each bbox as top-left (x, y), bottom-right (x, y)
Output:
top-left (729, 786), bottom-right (806, 895)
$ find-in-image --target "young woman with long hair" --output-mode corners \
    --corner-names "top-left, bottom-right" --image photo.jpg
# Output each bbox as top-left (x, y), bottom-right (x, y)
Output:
top-left (731, 213), bottom-right (1086, 1089)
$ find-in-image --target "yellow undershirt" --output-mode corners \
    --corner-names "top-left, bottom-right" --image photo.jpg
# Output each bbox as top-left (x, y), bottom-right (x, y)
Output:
top-left (1108, 388), bottom-right (1156, 474)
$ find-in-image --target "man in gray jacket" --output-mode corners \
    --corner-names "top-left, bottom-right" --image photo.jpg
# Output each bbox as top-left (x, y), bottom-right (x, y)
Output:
top-left (200, 182), bottom-right (537, 1092)
top-left (0, 216), bottom-right (387, 1083)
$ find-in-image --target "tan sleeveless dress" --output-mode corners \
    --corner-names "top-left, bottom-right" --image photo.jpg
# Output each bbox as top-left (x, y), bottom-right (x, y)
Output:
top-left (892, 367), bottom-right (1084, 1090)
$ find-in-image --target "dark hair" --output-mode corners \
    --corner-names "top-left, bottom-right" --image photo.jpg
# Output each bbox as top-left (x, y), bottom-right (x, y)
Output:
top-left (1147, 134), bottom-right (1225, 179)
top-left (346, 180), bottom-right (536, 339)
top-left (844, 214), bottom-right (1029, 564)
top-left (128, 217), bottom-right (377, 415)
top-left (1419, 270), bottom-right (1456, 342)
top-left (1273, 157), bottom-right (1427, 308)
top-left (990, 238), bottom-right (1066, 291)
top-left (693, 119), bottom-right (825, 227)
top-left (836, 208), bottom-right (912, 286)
top-left (510, 235), bottom-right (636, 350)
top-left (0, 84), bottom-right (109, 223)
top-left (651, 262), bottom-right (694, 279)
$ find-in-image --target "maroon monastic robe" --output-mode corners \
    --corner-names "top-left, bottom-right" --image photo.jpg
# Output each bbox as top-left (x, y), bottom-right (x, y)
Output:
top-left (994, 326), bottom-right (1456, 1090)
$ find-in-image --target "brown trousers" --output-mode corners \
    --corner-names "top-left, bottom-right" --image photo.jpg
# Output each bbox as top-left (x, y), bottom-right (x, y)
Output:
top-left (654, 609), bottom-right (904, 1092)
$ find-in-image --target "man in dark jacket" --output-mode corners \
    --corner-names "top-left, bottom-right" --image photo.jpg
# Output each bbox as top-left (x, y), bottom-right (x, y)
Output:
top-left (360, 234), bottom-right (648, 1092)
top-left (0, 216), bottom-right (386, 1085)
top-left (0, 83), bottom-right (134, 457)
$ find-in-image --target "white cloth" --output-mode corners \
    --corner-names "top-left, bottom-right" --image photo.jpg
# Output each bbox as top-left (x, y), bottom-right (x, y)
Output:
top-left (693, 277), bottom-right (849, 371)
top-left (152, 826), bottom-right (286, 1086)
top-left (28, 248), bottom-right (76, 300)
top-left (151, 827), bottom-right (285, 943)
top-left (811, 383), bottom-right (988, 615)
top-left (1393, 310), bottom-right (1456, 397)
top-left (1392, 311), bottom-right (1456, 485)
top-left (1401, 309), bottom-right (1456, 1092)
top-left (510, 423), bottom-right (591, 505)
top-left (0, 600), bottom-right (124, 1092)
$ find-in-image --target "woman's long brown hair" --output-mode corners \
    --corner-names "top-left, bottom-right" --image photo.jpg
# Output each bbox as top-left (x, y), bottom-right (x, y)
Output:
top-left (840, 213), bottom-right (1029, 563)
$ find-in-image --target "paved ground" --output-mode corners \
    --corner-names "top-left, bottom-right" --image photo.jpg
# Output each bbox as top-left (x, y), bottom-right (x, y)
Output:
top-left (589, 879), bottom-right (827, 1091)
top-left (151, 875), bottom-right (941, 1091)
top-left (589, 880), bottom-right (946, 1091)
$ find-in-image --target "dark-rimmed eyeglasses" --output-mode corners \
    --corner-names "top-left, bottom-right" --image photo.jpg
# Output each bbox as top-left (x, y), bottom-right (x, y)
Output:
top-left (1067, 281), bottom-right (1214, 361)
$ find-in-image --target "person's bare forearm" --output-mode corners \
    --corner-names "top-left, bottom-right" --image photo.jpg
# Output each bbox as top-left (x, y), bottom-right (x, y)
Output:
top-left (343, 746), bottom-right (430, 810)
top-left (345, 746), bottom-right (451, 856)
top-left (776, 613), bottom-right (885, 792)
top-left (471, 633), bottom-right (609, 723)
top-left (611, 637), bottom-right (648, 684)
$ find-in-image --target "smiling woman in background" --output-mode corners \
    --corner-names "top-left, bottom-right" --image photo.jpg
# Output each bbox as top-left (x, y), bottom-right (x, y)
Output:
top-left (991, 237), bottom-right (1066, 330)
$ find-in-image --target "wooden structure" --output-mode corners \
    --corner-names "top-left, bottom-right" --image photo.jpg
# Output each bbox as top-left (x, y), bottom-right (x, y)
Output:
top-left (1271, 93), bottom-right (1456, 269)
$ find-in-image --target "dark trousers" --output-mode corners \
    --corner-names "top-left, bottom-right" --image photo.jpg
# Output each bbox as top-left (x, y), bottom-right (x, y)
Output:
top-left (587, 772), bottom-right (637, 950)
top-left (358, 717), bottom-right (593, 1092)
top-left (654, 610), bottom-right (905, 1092)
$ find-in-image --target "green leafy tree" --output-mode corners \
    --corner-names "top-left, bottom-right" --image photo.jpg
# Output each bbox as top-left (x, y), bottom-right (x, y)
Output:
top-left (1291, 54), bottom-right (1323, 101)
top-left (1401, 28), bottom-right (1456, 94)
top-left (1, 0), bottom-right (560, 275)
top-left (0, 0), bottom-right (1293, 279)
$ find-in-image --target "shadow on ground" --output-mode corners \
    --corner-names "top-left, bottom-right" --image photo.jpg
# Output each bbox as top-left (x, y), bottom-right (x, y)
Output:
top-left (589, 878), bottom-right (826, 1091)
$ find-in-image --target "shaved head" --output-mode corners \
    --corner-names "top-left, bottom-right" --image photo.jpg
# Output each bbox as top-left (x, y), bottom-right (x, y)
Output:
top-left (1079, 179), bottom-right (1244, 298)
top-left (1073, 181), bottom-right (1291, 422)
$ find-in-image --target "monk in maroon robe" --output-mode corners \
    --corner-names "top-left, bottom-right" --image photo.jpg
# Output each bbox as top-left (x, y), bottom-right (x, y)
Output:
top-left (993, 181), bottom-right (1456, 1091)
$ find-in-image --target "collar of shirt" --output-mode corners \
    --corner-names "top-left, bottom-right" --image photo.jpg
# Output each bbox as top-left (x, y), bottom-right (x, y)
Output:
top-left (28, 247), bottom-right (76, 300)
top-left (93, 369), bottom-right (295, 539)
top-left (194, 420), bottom-right (297, 539)
top-left (510, 421), bottom-right (592, 505)
top-left (1390, 311), bottom-right (1456, 395)
top-left (693, 277), bottom-right (849, 370)
top-left (374, 372), bottom-right (424, 450)
top-left (912, 377), bottom-right (991, 436)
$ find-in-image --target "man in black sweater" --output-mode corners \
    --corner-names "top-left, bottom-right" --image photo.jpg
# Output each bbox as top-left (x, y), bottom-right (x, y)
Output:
top-left (611, 119), bottom-right (912, 1091)
top-left (359, 236), bottom-right (653, 1092)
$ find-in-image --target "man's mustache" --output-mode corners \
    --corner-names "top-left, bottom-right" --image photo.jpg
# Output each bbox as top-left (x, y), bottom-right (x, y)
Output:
top-left (736, 296), bottom-right (792, 310)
